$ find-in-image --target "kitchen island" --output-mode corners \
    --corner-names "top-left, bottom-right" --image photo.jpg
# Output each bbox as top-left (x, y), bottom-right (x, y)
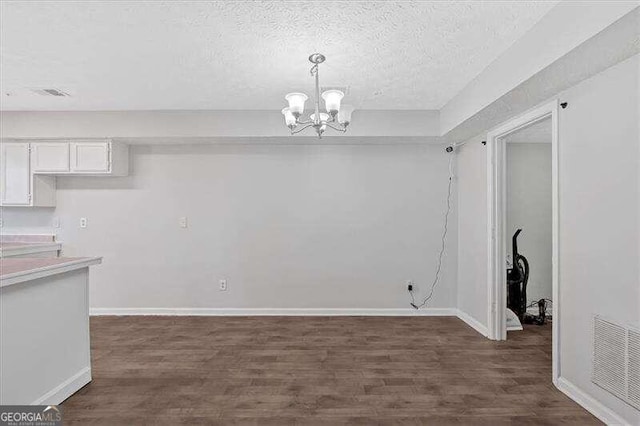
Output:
top-left (0, 256), bottom-right (101, 404)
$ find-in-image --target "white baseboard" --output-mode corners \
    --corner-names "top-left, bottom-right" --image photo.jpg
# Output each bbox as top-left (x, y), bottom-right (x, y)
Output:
top-left (556, 377), bottom-right (630, 426)
top-left (32, 367), bottom-right (91, 405)
top-left (455, 309), bottom-right (489, 337)
top-left (90, 307), bottom-right (457, 316)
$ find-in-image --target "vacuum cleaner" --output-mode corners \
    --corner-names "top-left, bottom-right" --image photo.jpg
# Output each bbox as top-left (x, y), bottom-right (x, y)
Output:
top-left (506, 229), bottom-right (547, 326)
top-left (507, 229), bottom-right (529, 323)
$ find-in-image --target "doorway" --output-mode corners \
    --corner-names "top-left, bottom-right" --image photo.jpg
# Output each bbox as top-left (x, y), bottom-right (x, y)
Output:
top-left (504, 118), bottom-right (552, 336)
top-left (486, 100), bottom-right (560, 384)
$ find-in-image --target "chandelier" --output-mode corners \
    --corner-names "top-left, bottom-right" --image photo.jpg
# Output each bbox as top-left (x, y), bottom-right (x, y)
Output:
top-left (281, 53), bottom-right (354, 138)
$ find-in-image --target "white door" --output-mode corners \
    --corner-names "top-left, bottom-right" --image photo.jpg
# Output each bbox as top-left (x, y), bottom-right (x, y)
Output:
top-left (1, 143), bottom-right (31, 206)
top-left (31, 142), bottom-right (70, 172)
top-left (70, 142), bottom-right (110, 173)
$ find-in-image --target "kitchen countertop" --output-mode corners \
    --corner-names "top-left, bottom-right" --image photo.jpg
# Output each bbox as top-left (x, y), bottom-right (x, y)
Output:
top-left (0, 257), bottom-right (102, 288)
top-left (0, 235), bottom-right (61, 257)
top-left (1, 242), bottom-right (56, 248)
top-left (1, 235), bottom-right (55, 243)
top-left (0, 241), bottom-right (62, 257)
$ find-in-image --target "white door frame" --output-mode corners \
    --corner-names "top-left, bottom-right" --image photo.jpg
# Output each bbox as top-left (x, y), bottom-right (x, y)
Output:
top-left (486, 99), bottom-right (560, 383)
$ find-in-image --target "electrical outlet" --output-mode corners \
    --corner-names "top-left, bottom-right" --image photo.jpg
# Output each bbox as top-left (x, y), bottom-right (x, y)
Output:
top-left (179, 216), bottom-right (188, 228)
top-left (406, 280), bottom-right (414, 291)
top-left (219, 279), bottom-right (227, 291)
top-left (79, 217), bottom-right (87, 228)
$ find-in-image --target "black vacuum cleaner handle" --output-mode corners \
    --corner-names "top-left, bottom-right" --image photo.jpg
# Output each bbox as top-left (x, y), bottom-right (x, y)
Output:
top-left (512, 229), bottom-right (522, 260)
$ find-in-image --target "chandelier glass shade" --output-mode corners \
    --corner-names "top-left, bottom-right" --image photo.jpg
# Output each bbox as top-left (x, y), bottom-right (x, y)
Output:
top-left (282, 53), bottom-right (354, 138)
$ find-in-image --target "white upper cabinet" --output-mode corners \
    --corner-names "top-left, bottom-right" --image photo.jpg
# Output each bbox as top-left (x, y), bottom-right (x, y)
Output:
top-left (31, 142), bottom-right (70, 173)
top-left (70, 141), bottom-right (110, 173)
top-left (0, 139), bottom-right (127, 207)
top-left (1, 142), bottom-right (56, 207)
top-left (1, 143), bottom-right (31, 205)
top-left (31, 140), bottom-right (128, 176)
top-left (68, 141), bottom-right (128, 175)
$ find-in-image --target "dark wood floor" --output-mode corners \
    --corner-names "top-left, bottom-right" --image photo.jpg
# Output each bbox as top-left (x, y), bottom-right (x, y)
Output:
top-left (62, 316), bottom-right (600, 425)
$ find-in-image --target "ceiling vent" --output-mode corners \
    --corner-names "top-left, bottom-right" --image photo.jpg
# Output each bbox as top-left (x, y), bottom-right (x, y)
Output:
top-left (30, 88), bottom-right (70, 97)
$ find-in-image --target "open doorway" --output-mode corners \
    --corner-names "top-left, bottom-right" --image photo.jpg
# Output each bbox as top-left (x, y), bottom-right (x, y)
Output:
top-left (486, 100), bottom-right (560, 383)
top-left (503, 118), bottom-right (552, 337)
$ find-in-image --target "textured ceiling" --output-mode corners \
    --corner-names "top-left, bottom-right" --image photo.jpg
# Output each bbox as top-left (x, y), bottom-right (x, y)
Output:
top-left (0, 1), bottom-right (558, 111)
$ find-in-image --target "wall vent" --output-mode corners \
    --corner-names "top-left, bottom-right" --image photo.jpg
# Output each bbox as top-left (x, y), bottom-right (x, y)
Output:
top-left (628, 329), bottom-right (640, 408)
top-left (592, 316), bottom-right (640, 410)
top-left (30, 88), bottom-right (70, 97)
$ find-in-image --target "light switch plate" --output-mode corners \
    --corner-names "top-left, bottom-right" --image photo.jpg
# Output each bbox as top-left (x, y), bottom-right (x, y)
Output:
top-left (179, 217), bottom-right (188, 228)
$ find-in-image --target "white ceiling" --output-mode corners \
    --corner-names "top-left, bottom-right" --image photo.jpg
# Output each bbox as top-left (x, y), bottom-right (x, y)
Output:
top-left (0, 1), bottom-right (559, 111)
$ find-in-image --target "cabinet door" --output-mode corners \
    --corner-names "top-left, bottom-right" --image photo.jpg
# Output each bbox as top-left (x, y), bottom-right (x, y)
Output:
top-left (70, 142), bottom-right (110, 173)
top-left (31, 142), bottom-right (70, 172)
top-left (1, 143), bottom-right (31, 206)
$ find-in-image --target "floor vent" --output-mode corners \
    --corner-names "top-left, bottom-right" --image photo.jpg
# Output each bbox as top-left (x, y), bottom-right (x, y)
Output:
top-left (592, 316), bottom-right (640, 410)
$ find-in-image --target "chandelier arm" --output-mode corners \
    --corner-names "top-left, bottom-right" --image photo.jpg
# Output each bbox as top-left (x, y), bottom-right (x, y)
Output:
top-left (325, 123), bottom-right (347, 133)
top-left (296, 118), bottom-right (313, 125)
top-left (290, 123), bottom-right (315, 135)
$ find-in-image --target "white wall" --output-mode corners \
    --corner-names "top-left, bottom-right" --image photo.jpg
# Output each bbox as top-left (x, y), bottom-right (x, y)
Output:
top-left (456, 54), bottom-right (640, 424)
top-left (1, 143), bottom-right (458, 311)
top-left (506, 142), bottom-right (552, 304)
top-left (455, 135), bottom-right (488, 328)
top-left (558, 54), bottom-right (639, 424)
